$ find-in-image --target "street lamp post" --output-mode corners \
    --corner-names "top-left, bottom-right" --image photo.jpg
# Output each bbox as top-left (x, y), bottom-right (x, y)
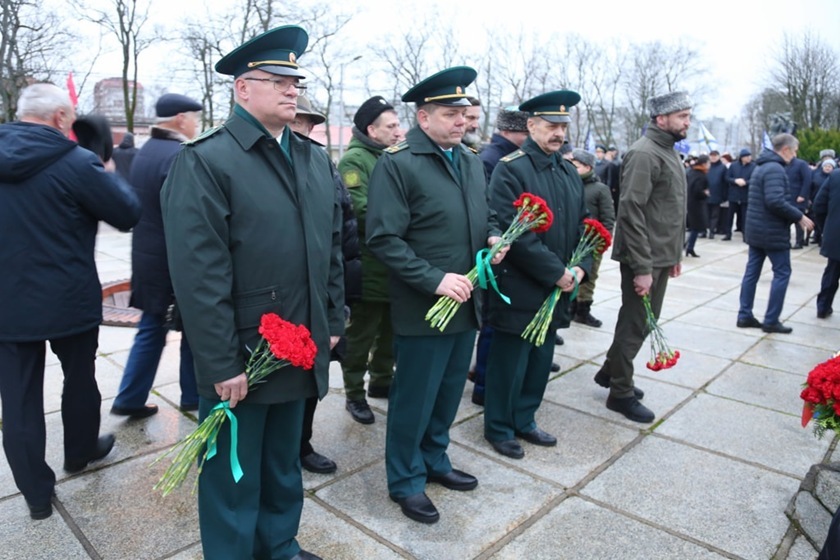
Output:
top-left (338, 55), bottom-right (363, 161)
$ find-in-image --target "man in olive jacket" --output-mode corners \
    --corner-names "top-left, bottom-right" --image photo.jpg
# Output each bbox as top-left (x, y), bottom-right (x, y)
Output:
top-left (594, 91), bottom-right (692, 424)
top-left (483, 91), bottom-right (591, 461)
top-left (366, 67), bottom-right (504, 525)
top-left (338, 95), bottom-right (402, 424)
top-left (160, 26), bottom-right (343, 560)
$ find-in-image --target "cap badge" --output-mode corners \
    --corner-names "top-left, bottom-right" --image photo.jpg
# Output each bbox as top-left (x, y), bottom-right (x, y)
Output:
top-left (289, 53), bottom-right (296, 64)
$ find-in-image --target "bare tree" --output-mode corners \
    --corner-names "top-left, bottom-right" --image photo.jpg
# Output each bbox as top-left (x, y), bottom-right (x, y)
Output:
top-left (769, 31), bottom-right (840, 130)
top-left (82, 0), bottom-right (159, 132)
top-left (0, 0), bottom-right (74, 122)
top-left (620, 39), bottom-right (704, 142)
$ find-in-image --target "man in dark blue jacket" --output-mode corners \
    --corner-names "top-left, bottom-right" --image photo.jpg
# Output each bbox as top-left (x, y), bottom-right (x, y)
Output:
top-left (787, 155), bottom-right (813, 249)
top-left (0, 83), bottom-right (140, 520)
top-left (111, 93), bottom-right (203, 419)
top-left (736, 134), bottom-right (813, 334)
top-left (706, 150), bottom-right (728, 238)
top-left (813, 168), bottom-right (840, 318)
top-left (723, 148), bottom-right (756, 240)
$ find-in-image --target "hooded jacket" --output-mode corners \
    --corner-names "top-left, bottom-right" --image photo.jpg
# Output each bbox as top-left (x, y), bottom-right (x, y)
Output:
top-left (744, 150), bottom-right (803, 251)
top-left (0, 121), bottom-right (141, 341)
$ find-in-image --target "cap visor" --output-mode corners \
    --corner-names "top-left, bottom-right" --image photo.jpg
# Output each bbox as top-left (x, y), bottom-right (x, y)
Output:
top-left (539, 115), bottom-right (571, 124)
top-left (259, 65), bottom-right (307, 79)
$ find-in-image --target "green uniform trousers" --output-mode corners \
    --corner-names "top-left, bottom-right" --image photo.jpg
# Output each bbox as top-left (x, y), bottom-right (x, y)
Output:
top-left (386, 330), bottom-right (474, 497)
top-left (601, 264), bottom-right (670, 398)
top-left (577, 252), bottom-right (603, 303)
top-left (341, 301), bottom-right (394, 401)
top-left (484, 330), bottom-right (555, 442)
top-left (197, 397), bottom-right (305, 560)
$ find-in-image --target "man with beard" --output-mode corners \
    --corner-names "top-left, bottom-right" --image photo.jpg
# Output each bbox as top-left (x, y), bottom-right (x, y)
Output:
top-left (339, 95), bottom-right (402, 425)
top-left (366, 67), bottom-right (505, 524)
top-left (462, 96), bottom-right (482, 150)
top-left (593, 91), bottom-right (692, 424)
top-left (482, 91), bottom-right (591, 460)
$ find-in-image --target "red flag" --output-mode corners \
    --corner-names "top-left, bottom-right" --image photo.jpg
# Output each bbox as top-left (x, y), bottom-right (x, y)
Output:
top-left (66, 72), bottom-right (78, 141)
top-left (66, 72), bottom-right (78, 109)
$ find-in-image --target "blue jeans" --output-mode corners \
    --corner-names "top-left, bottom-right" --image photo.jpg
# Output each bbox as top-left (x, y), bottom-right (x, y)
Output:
top-left (738, 246), bottom-right (791, 326)
top-left (113, 312), bottom-right (198, 408)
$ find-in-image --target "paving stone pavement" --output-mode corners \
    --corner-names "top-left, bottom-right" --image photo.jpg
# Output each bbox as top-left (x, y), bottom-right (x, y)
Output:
top-left (0, 226), bottom-right (836, 560)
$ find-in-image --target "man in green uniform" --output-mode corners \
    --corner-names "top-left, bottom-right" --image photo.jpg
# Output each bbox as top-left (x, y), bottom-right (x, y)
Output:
top-left (594, 91), bottom-right (692, 424)
top-left (482, 91), bottom-right (592, 460)
top-left (338, 95), bottom-right (402, 425)
top-left (366, 67), bottom-right (505, 524)
top-left (570, 148), bottom-right (616, 328)
top-left (160, 26), bottom-right (344, 560)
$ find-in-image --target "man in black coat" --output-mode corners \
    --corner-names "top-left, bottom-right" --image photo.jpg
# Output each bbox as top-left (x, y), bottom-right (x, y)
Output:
top-left (111, 132), bottom-right (137, 179)
top-left (0, 83), bottom-right (140, 520)
top-left (813, 168), bottom-right (840, 318)
top-left (723, 148), bottom-right (756, 240)
top-left (736, 134), bottom-right (813, 334)
top-left (706, 150), bottom-right (728, 238)
top-left (111, 93), bottom-right (203, 419)
top-left (787, 155), bottom-right (813, 249)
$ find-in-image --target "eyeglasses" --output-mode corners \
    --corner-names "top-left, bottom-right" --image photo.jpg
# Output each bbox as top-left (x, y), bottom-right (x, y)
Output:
top-left (243, 77), bottom-right (307, 93)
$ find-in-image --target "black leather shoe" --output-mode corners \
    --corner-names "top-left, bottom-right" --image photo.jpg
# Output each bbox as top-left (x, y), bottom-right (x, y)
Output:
top-left (606, 396), bottom-right (655, 423)
top-left (471, 391), bottom-right (484, 406)
top-left (367, 384), bottom-right (391, 399)
top-left (110, 404), bottom-right (159, 418)
top-left (427, 468), bottom-right (478, 491)
top-left (550, 362), bottom-right (560, 373)
top-left (486, 437), bottom-right (525, 459)
top-left (593, 370), bottom-right (644, 399)
top-left (762, 322), bottom-right (793, 334)
top-left (345, 399), bottom-right (375, 424)
top-left (736, 317), bottom-right (762, 329)
top-left (722, 235), bottom-right (731, 241)
top-left (64, 434), bottom-right (115, 473)
top-left (179, 402), bottom-right (199, 412)
top-left (818, 309), bottom-right (834, 319)
top-left (290, 550), bottom-right (323, 560)
top-left (515, 428), bottom-right (557, 447)
top-left (555, 334), bottom-right (564, 345)
top-left (792, 244), bottom-right (803, 250)
top-left (390, 492), bottom-right (439, 524)
top-left (301, 451), bottom-right (337, 474)
top-left (27, 501), bottom-right (52, 520)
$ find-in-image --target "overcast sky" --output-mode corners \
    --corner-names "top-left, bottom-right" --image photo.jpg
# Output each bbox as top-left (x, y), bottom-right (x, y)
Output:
top-left (87, 0), bottom-right (840, 122)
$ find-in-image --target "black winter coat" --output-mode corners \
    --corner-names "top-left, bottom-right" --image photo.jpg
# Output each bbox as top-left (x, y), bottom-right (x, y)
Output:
top-left (786, 157), bottom-right (812, 207)
top-left (686, 167), bottom-right (709, 231)
top-left (479, 133), bottom-right (520, 181)
top-left (335, 163), bottom-right (362, 304)
top-left (0, 122), bottom-right (140, 341)
top-left (129, 126), bottom-right (189, 315)
top-left (726, 159), bottom-right (756, 203)
top-left (706, 160), bottom-right (728, 204)
top-left (813, 170), bottom-right (840, 262)
top-left (744, 150), bottom-right (803, 251)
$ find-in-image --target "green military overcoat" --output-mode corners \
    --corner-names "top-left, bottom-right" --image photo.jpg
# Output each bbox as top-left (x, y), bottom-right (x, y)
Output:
top-left (338, 132), bottom-right (389, 302)
top-left (161, 109), bottom-right (345, 404)
top-left (365, 126), bottom-right (499, 336)
top-left (486, 137), bottom-right (592, 334)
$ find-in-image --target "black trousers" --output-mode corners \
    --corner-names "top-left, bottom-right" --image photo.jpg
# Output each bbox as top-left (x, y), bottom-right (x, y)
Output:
top-left (0, 327), bottom-right (101, 506)
top-left (707, 203), bottom-right (724, 235)
top-left (818, 259), bottom-right (840, 315)
top-left (725, 201), bottom-right (747, 236)
top-left (299, 396), bottom-right (317, 457)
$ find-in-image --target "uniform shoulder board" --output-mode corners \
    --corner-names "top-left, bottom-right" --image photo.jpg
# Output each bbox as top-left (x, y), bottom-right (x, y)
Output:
top-left (385, 141), bottom-right (408, 154)
top-left (184, 125), bottom-right (223, 145)
top-left (467, 146), bottom-right (478, 154)
top-left (500, 149), bottom-right (526, 163)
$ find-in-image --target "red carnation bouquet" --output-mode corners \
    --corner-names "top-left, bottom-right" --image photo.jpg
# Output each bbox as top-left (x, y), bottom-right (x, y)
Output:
top-left (522, 218), bottom-right (612, 346)
top-left (425, 192), bottom-right (553, 331)
top-left (153, 313), bottom-right (317, 496)
top-left (642, 294), bottom-right (679, 371)
top-left (800, 352), bottom-right (840, 438)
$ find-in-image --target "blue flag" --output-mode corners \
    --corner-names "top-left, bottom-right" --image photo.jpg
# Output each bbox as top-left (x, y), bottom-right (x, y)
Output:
top-left (584, 129), bottom-right (596, 153)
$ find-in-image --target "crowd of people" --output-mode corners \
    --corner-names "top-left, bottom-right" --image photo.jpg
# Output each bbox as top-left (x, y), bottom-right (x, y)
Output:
top-left (1, 22), bottom-right (839, 560)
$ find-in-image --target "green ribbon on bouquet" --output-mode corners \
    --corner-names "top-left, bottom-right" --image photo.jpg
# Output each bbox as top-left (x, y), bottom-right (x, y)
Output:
top-left (475, 248), bottom-right (510, 304)
top-left (206, 401), bottom-right (244, 483)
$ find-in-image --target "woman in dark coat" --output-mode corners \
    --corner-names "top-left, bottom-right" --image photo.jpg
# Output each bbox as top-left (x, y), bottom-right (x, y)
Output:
top-left (685, 154), bottom-right (711, 257)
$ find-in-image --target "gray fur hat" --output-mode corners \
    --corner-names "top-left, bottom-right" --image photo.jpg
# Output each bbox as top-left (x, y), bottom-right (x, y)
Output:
top-left (820, 149), bottom-right (836, 160)
top-left (572, 148), bottom-right (596, 169)
top-left (496, 106), bottom-right (529, 132)
top-left (648, 91), bottom-right (692, 117)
